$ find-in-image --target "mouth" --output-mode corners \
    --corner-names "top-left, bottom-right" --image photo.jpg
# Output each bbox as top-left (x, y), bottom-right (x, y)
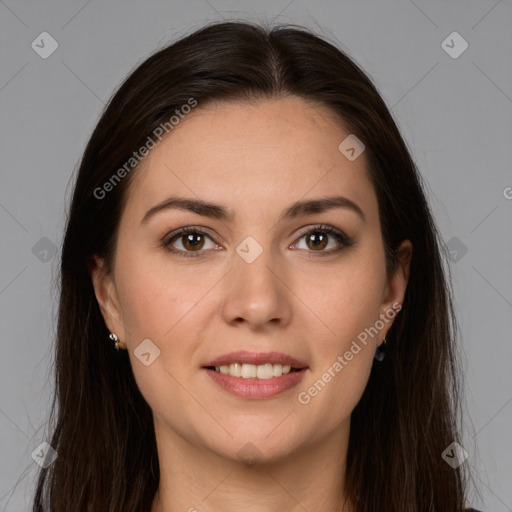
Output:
top-left (201, 351), bottom-right (309, 399)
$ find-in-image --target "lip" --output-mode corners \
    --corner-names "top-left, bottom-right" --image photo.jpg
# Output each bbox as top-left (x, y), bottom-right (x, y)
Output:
top-left (202, 351), bottom-right (308, 369)
top-left (203, 367), bottom-right (308, 399)
top-left (202, 351), bottom-right (309, 400)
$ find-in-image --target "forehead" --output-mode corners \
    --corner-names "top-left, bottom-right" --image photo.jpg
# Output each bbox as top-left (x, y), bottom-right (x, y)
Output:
top-left (124, 96), bottom-right (378, 225)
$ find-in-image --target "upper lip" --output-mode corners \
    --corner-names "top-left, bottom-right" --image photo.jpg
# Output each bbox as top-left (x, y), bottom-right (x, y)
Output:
top-left (203, 351), bottom-right (308, 369)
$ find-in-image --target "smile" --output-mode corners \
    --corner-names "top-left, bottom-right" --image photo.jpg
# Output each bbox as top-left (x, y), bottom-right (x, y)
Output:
top-left (202, 350), bottom-right (309, 399)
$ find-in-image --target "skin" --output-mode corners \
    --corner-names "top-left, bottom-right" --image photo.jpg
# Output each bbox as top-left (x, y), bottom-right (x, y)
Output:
top-left (89, 96), bottom-right (412, 512)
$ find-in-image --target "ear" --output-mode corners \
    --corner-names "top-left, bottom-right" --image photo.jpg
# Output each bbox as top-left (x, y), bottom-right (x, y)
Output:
top-left (87, 254), bottom-right (126, 340)
top-left (379, 239), bottom-right (412, 338)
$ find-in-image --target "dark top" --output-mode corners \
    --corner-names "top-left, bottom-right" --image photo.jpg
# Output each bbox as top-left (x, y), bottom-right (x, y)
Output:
top-left (466, 508), bottom-right (483, 512)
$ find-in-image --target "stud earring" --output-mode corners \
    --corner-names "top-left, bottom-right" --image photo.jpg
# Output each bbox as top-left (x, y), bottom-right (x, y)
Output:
top-left (109, 332), bottom-right (127, 351)
top-left (374, 337), bottom-right (386, 362)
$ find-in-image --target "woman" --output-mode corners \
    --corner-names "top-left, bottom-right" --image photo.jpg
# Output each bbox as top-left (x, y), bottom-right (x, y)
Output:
top-left (32, 20), bottom-right (481, 512)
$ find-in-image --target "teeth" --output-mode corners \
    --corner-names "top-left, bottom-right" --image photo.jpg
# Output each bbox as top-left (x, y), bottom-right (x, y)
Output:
top-left (213, 363), bottom-right (295, 379)
top-left (241, 364), bottom-right (257, 378)
top-left (256, 363), bottom-right (273, 379)
top-left (229, 363), bottom-right (242, 377)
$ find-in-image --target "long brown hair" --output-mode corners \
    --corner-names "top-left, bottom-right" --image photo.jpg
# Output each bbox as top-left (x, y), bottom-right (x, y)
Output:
top-left (33, 20), bottom-right (473, 511)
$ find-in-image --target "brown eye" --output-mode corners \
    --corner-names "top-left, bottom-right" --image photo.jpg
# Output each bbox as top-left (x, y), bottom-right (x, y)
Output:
top-left (292, 225), bottom-right (354, 255)
top-left (164, 227), bottom-right (217, 257)
top-left (180, 232), bottom-right (205, 251)
top-left (304, 231), bottom-right (329, 251)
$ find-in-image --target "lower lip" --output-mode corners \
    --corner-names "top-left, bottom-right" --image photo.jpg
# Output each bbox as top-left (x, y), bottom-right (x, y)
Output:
top-left (203, 368), bottom-right (307, 399)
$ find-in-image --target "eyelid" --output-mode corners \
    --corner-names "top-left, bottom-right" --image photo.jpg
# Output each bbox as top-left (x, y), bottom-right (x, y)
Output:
top-left (166, 225), bottom-right (214, 239)
top-left (294, 224), bottom-right (346, 241)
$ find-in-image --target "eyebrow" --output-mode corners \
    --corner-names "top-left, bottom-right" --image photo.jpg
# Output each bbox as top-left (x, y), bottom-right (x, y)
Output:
top-left (141, 195), bottom-right (366, 225)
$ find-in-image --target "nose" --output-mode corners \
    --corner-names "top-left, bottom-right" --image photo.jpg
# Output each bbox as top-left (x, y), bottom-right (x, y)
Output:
top-left (220, 240), bottom-right (293, 331)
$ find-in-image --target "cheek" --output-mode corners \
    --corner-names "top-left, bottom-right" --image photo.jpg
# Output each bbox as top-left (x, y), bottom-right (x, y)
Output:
top-left (298, 348), bottom-right (375, 436)
top-left (114, 244), bottom-right (199, 341)
top-left (319, 247), bottom-right (387, 350)
top-left (114, 245), bottom-right (211, 388)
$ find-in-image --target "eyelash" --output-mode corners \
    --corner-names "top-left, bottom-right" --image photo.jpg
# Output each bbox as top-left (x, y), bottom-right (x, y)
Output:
top-left (161, 224), bottom-right (354, 259)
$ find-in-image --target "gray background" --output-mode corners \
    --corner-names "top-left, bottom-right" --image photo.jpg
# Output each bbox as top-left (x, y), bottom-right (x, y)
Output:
top-left (1, 0), bottom-right (511, 510)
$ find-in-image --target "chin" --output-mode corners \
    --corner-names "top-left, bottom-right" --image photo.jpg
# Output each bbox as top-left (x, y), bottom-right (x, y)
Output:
top-left (204, 425), bottom-right (305, 466)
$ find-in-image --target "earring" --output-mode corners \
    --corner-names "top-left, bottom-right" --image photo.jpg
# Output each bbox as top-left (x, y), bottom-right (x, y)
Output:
top-left (109, 332), bottom-right (127, 351)
top-left (374, 337), bottom-right (386, 362)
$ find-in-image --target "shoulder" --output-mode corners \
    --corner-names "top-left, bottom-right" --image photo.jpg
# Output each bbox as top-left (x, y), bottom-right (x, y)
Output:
top-left (465, 508), bottom-right (483, 512)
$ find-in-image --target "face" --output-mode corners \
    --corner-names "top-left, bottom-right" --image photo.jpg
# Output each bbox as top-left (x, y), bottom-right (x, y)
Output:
top-left (90, 96), bottom-right (411, 464)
